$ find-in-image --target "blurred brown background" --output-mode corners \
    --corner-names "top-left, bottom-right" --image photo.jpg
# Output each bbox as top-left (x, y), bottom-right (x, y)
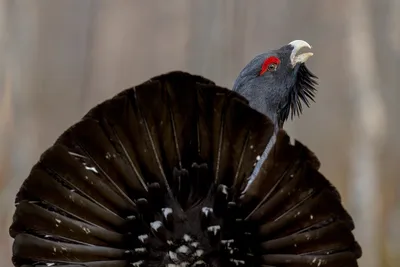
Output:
top-left (0, 0), bottom-right (399, 266)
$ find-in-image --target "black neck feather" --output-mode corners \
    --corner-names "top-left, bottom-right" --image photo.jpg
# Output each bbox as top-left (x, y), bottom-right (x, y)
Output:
top-left (278, 64), bottom-right (318, 125)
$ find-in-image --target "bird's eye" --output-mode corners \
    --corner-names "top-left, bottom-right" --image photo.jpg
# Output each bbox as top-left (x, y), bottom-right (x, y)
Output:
top-left (260, 56), bottom-right (280, 75)
top-left (268, 63), bottom-right (278, 72)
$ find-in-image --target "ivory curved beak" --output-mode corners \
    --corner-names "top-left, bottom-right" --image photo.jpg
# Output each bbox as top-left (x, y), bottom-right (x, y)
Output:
top-left (289, 40), bottom-right (314, 67)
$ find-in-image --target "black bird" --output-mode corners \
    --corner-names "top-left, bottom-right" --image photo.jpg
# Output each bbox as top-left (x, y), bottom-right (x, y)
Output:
top-left (9, 40), bottom-right (361, 267)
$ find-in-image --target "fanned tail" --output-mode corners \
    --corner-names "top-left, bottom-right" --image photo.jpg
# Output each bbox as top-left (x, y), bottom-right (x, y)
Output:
top-left (240, 131), bottom-right (361, 266)
top-left (9, 71), bottom-right (361, 267)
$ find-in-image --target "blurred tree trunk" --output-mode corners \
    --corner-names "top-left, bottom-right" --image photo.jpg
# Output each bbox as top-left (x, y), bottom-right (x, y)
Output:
top-left (186, 0), bottom-right (239, 86)
top-left (0, 1), bottom-right (95, 264)
top-left (0, 74), bottom-right (12, 189)
top-left (383, 0), bottom-right (400, 265)
top-left (0, 0), bottom-right (11, 190)
top-left (85, 0), bottom-right (189, 108)
top-left (346, 0), bottom-right (386, 267)
top-left (0, 0), bottom-right (40, 262)
top-left (0, 71), bottom-right (13, 263)
top-left (0, 0), bottom-right (13, 255)
top-left (387, 0), bottom-right (400, 55)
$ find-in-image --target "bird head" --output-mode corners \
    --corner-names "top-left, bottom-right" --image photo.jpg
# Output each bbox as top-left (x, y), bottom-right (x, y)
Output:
top-left (233, 40), bottom-right (318, 128)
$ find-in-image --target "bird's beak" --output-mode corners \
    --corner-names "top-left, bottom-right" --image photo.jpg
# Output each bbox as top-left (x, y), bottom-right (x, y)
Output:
top-left (289, 40), bottom-right (313, 67)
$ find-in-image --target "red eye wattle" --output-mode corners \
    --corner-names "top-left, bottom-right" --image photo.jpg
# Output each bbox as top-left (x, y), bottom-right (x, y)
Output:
top-left (260, 56), bottom-right (280, 75)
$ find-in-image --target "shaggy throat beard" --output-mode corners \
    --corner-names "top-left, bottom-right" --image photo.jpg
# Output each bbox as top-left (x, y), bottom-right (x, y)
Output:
top-left (277, 63), bottom-right (318, 126)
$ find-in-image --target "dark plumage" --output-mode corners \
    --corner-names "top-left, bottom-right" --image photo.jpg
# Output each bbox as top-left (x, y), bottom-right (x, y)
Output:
top-left (233, 40), bottom-right (318, 128)
top-left (9, 41), bottom-right (361, 267)
top-left (279, 64), bottom-right (318, 123)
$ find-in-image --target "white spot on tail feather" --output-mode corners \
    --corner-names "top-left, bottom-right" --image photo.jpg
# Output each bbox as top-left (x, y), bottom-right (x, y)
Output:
top-left (176, 245), bottom-right (190, 254)
top-left (84, 165), bottom-right (98, 173)
top-left (289, 135), bottom-right (296, 145)
top-left (168, 251), bottom-right (178, 261)
top-left (138, 234), bottom-right (148, 242)
top-left (150, 221), bottom-right (163, 231)
top-left (207, 225), bottom-right (220, 235)
top-left (195, 249), bottom-right (204, 257)
top-left (221, 186), bottom-right (228, 195)
top-left (193, 261), bottom-right (206, 267)
top-left (162, 207), bottom-right (173, 218)
top-left (201, 207), bottom-right (213, 216)
top-left (135, 247), bottom-right (146, 253)
top-left (230, 259), bottom-right (245, 265)
top-left (190, 242), bottom-right (199, 248)
top-left (131, 260), bottom-right (144, 267)
top-left (183, 234), bottom-right (192, 242)
top-left (221, 239), bottom-right (234, 246)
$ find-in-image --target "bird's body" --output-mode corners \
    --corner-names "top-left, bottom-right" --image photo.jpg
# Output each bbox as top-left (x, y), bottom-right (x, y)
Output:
top-left (9, 41), bottom-right (361, 267)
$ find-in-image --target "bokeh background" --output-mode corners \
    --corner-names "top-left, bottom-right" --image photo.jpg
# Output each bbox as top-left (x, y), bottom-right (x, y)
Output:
top-left (0, 1), bottom-right (399, 266)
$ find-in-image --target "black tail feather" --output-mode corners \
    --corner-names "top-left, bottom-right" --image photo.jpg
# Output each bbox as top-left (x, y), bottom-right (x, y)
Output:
top-left (9, 71), bottom-right (360, 267)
